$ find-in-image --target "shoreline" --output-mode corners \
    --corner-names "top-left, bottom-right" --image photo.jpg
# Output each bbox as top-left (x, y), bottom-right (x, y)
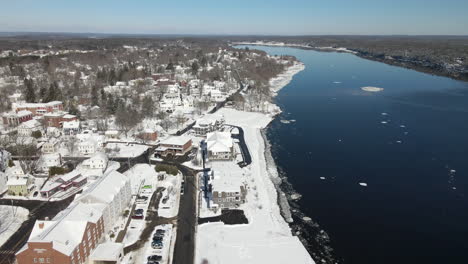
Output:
top-left (262, 60), bottom-right (340, 263)
top-left (235, 41), bottom-right (468, 82)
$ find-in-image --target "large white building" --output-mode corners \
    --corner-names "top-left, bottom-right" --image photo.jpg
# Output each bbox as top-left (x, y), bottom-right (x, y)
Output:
top-left (77, 170), bottom-right (132, 233)
top-left (206, 131), bottom-right (234, 160)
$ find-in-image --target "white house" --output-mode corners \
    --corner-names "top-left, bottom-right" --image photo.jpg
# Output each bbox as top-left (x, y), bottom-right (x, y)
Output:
top-left (78, 138), bottom-right (96, 155)
top-left (63, 120), bottom-right (80, 135)
top-left (82, 152), bottom-right (108, 171)
top-left (17, 119), bottom-right (42, 137)
top-left (193, 114), bottom-right (225, 136)
top-left (42, 138), bottom-right (59, 154)
top-left (206, 131), bottom-right (234, 160)
top-left (38, 153), bottom-right (61, 173)
top-left (77, 170), bottom-right (132, 232)
top-left (210, 89), bottom-right (225, 102)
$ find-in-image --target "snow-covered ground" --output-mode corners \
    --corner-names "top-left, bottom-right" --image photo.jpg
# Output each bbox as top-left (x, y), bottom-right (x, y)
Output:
top-left (157, 174), bottom-right (182, 218)
top-left (106, 143), bottom-right (149, 158)
top-left (0, 205), bottom-right (29, 247)
top-left (195, 108), bottom-right (314, 264)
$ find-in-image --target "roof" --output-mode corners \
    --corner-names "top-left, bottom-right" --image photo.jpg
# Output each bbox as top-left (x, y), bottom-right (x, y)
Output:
top-left (79, 170), bottom-right (128, 204)
top-left (63, 120), bottom-right (80, 129)
top-left (27, 201), bottom-right (104, 256)
top-left (207, 132), bottom-right (233, 153)
top-left (17, 110), bottom-right (32, 117)
top-left (19, 119), bottom-right (41, 129)
top-left (7, 176), bottom-right (28, 186)
top-left (60, 170), bottom-right (81, 182)
top-left (89, 242), bottom-right (124, 261)
top-left (161, 136), bottom-right (192, 146)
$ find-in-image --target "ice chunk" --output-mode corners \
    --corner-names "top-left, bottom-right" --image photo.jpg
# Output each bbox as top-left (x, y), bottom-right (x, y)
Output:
top-left (359, 182), bottom-right (368, 187)
top-left (381, 121), bottom-right (388, 124)
top-left (319, 177), bottom-right (326, 180)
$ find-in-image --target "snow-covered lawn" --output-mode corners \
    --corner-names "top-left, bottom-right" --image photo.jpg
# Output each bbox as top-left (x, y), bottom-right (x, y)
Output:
top-left (0, 205), bottom-right (29, 247)
top-left (195, 108), bottom-right (314, 264)
top-left (106, 143), bottom-right (149, 158)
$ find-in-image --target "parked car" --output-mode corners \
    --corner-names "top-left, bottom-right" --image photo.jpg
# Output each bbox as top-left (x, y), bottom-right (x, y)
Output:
top-left (155, 229), bottom-right (166, 235)
top-left (148, 255), bottom-right (162, 261)
top-left (151, 240), bottom-right (163, 249)
top-left (132, 209), bottom-right (144, 219)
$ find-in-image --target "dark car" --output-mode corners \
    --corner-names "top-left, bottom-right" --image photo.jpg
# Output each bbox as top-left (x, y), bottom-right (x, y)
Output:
top-left (151, 240), bottom-right (163, 249)
top-left (155, 229), bottom-right (166, 235)
top-left (147, 261), bottom-right (159, 264)
top-left (153, 235), bottom-right (163, 242)
top-left (148, 255), bottom-right (162, 261)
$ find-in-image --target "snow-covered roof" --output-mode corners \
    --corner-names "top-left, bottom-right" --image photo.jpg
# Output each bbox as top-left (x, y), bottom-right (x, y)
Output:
top-left (83, 152), bottom-right (108, 166)
top-left (14, 101), bottom-right (62, 109)
top-left (207, 132), bottom-right (233, 153)
top-left (18, 119), bottom-right (41, 129)
top-left (7, 176), bottom-right (28, 186)
top-left (60, 170), bottom-right (81, 182)
top-left (63, 120), bottom-right (80, 129)
top-left (161, 136), bottom-right (192, 146)
top-left (79, 170), bottom-right (128, 204)
top-left (17, 110), bottom-right (32, 117)
top-left (89, 242), bottom-right (124, 261)
top-left (28, 202), bottom-right (104, 256)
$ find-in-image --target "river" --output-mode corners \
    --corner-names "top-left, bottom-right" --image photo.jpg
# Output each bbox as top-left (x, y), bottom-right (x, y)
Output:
top-left (238, 45), bottom-right (468, 264)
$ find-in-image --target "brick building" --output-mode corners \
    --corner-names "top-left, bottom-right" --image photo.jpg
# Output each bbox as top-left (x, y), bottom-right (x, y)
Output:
top-left (2, 110), bottom-right (33, 127)
top-left (13, 101), bottom-right (63, 116)
top-left (155, 136), bottom-right (192, 156)
top-left (16, 202), bottom-right (105, 264)
top-left (44, 113), bottom-right (78, 128)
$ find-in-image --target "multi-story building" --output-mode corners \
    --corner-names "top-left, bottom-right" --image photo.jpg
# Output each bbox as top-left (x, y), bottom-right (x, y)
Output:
top-left (17, 119), bottom-right (42, 137)
top-left (2, 110), bottom-right (33, 127)
top-left (77, 171), bottom-right (132, 232)
top-left (44, 112), bottom-right (77, 128)
top-left (13, 101), bottom-right (63, 116)
top-left (193, 114), bottom-right (225, 136)
top-left (16, 202), bottom-right (105, 264)
top-left (206, 131), bottom-right (234, 161)
top-left (155, 136), bottom-right (192, 157)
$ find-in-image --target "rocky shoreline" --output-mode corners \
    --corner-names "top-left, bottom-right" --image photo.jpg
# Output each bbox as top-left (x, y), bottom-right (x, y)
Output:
top-left (260, 60), bottom-right (341, 263)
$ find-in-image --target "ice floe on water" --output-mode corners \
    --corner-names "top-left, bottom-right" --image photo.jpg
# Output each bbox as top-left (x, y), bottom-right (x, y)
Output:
top-left (320, 177), bottom-right (326, 180)
top-left (381, 121), bottom-right (388, 124)
top-left (359, 182), bottom-right (368, 187)
top-left (280, 119), bottom-right (296, 124)
top-left (396, 140), bottom-right (402, 144)
top-left (381, 112), bottom-right (388, 116)
top-left (400, 125), bottom-right (406, 128)
top-left (362, 86), bottom-right (384, 92)
top-left (333, 81), bottom-right (342, 84)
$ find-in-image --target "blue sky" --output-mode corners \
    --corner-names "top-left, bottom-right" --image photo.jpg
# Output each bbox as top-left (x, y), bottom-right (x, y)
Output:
top-left (0, 0), bottom-right (467, 35)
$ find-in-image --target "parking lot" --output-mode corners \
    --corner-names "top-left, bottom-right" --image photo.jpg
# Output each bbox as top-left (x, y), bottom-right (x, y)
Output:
top-left (143, 224), bottom-right (174, 264)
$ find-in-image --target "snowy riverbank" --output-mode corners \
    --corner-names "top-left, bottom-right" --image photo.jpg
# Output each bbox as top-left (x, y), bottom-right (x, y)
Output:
top-left (195, 63), bottom-right (313, 264)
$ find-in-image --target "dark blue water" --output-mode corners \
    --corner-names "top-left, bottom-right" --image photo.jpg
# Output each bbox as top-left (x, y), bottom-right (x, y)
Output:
top-left (240, 46), bottom-right (468, 264)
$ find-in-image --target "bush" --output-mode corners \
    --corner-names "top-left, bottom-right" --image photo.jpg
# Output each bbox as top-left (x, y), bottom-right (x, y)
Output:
top-left (155, 164), bottom-right (178, 176)
top-left (123, 209), bottom-right (130, 217)
top-left (49, 166), bottom-right (68, 177)
top-left (31, 130), bottom-right (42, 139)
top-left (8, 159), bottom-right (14, 167)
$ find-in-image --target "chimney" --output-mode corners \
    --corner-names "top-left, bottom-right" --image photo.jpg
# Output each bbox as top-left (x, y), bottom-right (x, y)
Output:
top-left (39, 222), bottom-right (44, 229)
